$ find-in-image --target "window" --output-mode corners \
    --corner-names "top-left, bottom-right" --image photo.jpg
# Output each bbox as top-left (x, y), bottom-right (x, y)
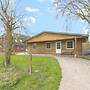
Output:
top-left (57, 42), bottom-right (61, 49)
top-left (66, 40), bottom-right (74, 49)
top-left (32, 43), bottom-right (37, 49)
top-left (46, 42), bottom-right (51, 48)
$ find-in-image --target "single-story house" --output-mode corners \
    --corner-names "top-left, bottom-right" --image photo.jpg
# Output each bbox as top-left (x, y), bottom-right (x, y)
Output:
top-left (27, 32), bottom-right (89, 56)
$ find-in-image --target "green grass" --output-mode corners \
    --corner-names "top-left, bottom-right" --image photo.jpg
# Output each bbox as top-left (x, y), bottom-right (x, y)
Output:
top-left (0, 54), bottom-right (62, 90)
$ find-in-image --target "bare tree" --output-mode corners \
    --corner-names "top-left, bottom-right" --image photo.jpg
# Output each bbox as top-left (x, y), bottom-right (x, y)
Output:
top-left (0, 0), bottom-right (23, 67)
top-left (53, 0), bottom-right (90, 25)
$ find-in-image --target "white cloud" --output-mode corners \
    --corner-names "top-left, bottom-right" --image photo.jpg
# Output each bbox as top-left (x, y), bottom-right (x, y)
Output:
top-left (24, 16), bottom-right (36, 25)
top-left (38, 0), bottom-right (54, 3)
top-left (25, 7), bottom-right (40, 13)
top-left (83, 29), bottom-right (89, 34)
top-left (38, 0), bottom-right (46, 2)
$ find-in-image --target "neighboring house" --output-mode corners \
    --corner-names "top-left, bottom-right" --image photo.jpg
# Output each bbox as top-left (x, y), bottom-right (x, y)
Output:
top-left (27, 32), bottom-right (88, 56)
top-left (12, 33), bottom-right (29, 52)
top-left (0, 33), bottom-right (30, 52)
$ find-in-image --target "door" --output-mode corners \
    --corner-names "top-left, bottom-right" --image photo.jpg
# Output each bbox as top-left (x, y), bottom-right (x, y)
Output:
top-left (56, 41), bottom-right (61, 54)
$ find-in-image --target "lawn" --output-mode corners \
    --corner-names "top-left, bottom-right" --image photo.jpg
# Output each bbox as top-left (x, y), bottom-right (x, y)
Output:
top-left (0, 54), bottom-right (62, 90)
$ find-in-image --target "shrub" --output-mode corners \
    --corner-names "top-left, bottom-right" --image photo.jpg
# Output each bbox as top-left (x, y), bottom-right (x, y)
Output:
top-left (0, 65), bottom-right (21, 89)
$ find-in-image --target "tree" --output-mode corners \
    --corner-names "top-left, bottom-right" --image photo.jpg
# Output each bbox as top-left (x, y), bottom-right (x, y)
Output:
top-left (53, 0), bottom-right (90, 25)
top-left (0, 0), bottom-right (23, 67)
top-left (27, 48), bottom-right (32, 75)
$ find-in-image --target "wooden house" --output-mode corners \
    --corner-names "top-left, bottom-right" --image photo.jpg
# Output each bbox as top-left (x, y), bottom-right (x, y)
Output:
top-left (27, 32), bottom-right (88, 56)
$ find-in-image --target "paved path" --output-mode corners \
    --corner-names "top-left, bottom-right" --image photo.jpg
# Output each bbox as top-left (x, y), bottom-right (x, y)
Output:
top-left (56, 56), bottom-right (90, 90)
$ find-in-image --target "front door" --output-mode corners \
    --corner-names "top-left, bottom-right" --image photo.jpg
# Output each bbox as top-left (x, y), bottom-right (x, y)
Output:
top-left (56, 41), bottom-right (61, 54)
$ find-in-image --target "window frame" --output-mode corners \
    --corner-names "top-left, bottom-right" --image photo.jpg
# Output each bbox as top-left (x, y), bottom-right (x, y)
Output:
top-left (46, 42), bottom-right (51, 49)
top-left (66, 40), bottom-right (74, 49)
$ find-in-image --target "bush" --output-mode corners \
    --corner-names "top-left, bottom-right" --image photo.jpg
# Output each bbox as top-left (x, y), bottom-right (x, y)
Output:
top-left (0, 66), bottom-right (21, 89)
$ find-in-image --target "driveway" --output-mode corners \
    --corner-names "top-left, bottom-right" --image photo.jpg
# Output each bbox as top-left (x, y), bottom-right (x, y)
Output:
top-left (56, 56), bottom-right (90, 90)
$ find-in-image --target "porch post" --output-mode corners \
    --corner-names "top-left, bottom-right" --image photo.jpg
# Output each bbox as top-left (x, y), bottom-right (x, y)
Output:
top-left (74, 37), bottom-right (77, 57)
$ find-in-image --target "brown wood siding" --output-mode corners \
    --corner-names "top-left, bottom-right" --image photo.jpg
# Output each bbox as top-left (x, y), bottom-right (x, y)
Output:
top-left (61, 38), bottom-right (87, 55)
top-left (61, 40), bottom-right (75, 55)
top-left (76, 39), bottom-right (82, 55)
top-left (76, 38), bottom-right (88, 55)
top-left (27, 38), bottom-right (88, 55)
top-left (28, 41), bottom-right (56, 55)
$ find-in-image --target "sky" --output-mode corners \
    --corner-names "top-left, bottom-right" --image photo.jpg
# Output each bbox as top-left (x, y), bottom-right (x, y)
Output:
top-left (0, 0), bottom-right (89, 36)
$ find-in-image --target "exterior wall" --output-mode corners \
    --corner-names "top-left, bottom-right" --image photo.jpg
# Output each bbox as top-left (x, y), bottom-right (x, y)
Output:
top-left (28, 41), bottom-right (56, 55)
top-left (76, 38), bottom-right (88, 55)
top-left (28, 40), bottom-right (76, 55)
top-left (28, 38), bottom-right (87, 55)
top-left (75, 38), bottom-right (82, 55)
top-left (61, 40), bottom-right (75, 55)
top-left (61, 38), bottom-right (87, 55)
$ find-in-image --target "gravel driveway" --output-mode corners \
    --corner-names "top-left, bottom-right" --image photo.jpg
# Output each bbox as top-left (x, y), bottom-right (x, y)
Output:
top-left (56, 56), bottom-right (90, 90)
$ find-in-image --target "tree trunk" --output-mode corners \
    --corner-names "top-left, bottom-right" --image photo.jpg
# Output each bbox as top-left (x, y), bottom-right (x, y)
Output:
top-left (28, 50), bottom-right (32, 75)
top-left (4, 29), bottom-right (13, 67)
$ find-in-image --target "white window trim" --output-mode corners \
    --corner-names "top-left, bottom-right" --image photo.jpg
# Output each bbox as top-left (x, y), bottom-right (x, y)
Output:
top-left (66, 40), bottom-right (74, 49)
top-left (45, 42), bottom-right (51, 49)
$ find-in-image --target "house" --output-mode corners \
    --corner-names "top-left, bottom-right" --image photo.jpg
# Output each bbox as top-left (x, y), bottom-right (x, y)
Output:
top-left (12, 33), bottom-right (29, 52)
top-left (0, 33), bottom-right (30, 52)
top-left (27, 32), bottom-right (88, 56)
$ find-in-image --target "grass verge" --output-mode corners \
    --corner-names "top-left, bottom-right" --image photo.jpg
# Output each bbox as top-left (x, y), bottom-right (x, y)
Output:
top-left (0, 54), bottom-right (62, 90)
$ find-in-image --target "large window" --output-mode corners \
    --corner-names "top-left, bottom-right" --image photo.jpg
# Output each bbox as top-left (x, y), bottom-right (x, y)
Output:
top-left (46, 42), bottom-right (51, 48)
top-left (66, 40), bottom-right (74, 49)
